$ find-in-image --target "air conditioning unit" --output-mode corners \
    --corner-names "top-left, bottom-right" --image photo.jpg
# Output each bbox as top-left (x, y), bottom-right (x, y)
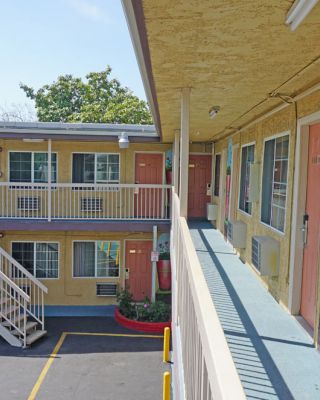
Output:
top-left (251, 236), bottom-right (280, 276)
top-left (227, 220), bottom-right (247, 249)
top-left (96, 283), bottom-right (117, 297)
top-left (81, 198), bottom-right (103, 212)
top-left (207, 203), bottom-right (218, 221)
top-left (17, 197), bottom-right (40, 211)
top-left (248, 163), bottom-right (260, 202)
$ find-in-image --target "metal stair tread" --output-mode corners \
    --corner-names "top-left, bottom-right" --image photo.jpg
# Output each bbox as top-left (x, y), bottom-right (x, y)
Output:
top-left (12, 321), bottom-right (38, 336)
top-left (1, 305), bottom-right (20, 315)
top-left (26, 329), bottom-right (47, 345)
top-left (1, 314), bottom-right (25, 327)
top-left (0, 297), bottom-right (9, 306)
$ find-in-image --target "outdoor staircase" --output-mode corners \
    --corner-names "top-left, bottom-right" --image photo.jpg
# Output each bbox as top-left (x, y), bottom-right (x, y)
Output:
top-left (0, 247), bottom-right (48, 348)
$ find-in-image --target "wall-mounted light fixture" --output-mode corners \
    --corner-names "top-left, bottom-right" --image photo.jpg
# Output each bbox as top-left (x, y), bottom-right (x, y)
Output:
top-left (209, 106), bottom-right (220, 119)
top-left (118, 132), bottom-right (129, 149)
top-left (286, 0), bottom-right (318, 31)
top-left (0, 232), bottom-right (4, 239)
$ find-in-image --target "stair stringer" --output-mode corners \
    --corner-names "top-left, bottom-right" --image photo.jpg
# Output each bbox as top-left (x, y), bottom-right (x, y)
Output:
top-left (0, 323), bottom-right (22, 347)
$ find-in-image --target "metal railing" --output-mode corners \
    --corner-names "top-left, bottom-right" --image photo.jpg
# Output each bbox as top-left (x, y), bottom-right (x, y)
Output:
top-left (0, 269), bottom-right (29, 347)
top-left (171, 190), bottom-right (245, 399)
top-left (0, 247), bottom-right (48, 331)
top-left (0, 182), bottom-right (171, 221)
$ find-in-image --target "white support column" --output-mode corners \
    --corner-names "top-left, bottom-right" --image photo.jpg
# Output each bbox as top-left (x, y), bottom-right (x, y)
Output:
top-left (179, 88), bottom-right (190, 217)
top-left (151, 225), bottom-right (158, 303)
top-left (47, 139), bottom-right (52, 222)
top-left (173, 130), bottom-right (180, 193)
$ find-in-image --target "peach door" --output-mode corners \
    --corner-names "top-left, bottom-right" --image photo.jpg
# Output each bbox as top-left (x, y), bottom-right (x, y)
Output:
top-left (135, 153), bottom-right (163, 218)
top-left (301, 123), bottom-right (320, 328)
top-left (125, 241), bottom-right (153, 301)
top-left (188, 155), bottom-right (212, 218)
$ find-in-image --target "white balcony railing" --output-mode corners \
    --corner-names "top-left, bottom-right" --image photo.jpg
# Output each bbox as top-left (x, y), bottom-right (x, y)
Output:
top-left (171, 189), bottom-right (245, 400)
top-left (0, 183), bottom-right (171, 221)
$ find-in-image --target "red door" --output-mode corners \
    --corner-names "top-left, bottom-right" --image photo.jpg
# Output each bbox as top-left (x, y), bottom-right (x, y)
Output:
top-left (188, 155), bottom-right (212, 218)
top-left (135, 153), bottom-right (163, 218)
top-left (125, 241), bottom-right (153, 301)
top-left (300, 123), bottom-right (320, 328)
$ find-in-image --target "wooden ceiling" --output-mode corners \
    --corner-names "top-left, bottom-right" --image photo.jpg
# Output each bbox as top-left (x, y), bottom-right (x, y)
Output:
top-left (140, 0), bottom-right (320, 141)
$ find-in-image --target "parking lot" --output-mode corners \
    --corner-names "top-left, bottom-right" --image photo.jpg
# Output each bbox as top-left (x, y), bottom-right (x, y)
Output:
top-left (0, 317), bottom-right (168, 400)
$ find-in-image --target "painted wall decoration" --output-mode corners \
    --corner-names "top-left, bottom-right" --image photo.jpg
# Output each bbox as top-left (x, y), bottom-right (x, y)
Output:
top-left (165, 149), bottom-right (173, 184)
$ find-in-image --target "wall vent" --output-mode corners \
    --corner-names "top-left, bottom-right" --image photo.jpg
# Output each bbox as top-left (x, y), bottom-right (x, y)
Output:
top-left (17, 197), bottom-right (40, 211)
top-left (251, 236), bottom-right (280, 276)
top-left (227, 220), bottom-right (247, 249)
top-left (96, 283), bottom-right (117, 297)
top-left (81, 198), bottom-right (103, 212)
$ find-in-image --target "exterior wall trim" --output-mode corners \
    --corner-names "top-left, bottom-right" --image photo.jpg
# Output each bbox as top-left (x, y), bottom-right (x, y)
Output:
top-left (289, 110), bottom-right (320, 315)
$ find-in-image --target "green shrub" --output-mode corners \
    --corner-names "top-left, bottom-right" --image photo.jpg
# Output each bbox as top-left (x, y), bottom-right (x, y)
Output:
top-left (117, 289), bottom-right (171, 322)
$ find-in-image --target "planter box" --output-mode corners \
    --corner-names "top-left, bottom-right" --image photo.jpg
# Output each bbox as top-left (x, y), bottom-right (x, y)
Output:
top-left (115, 308), bottom-right (171, 334)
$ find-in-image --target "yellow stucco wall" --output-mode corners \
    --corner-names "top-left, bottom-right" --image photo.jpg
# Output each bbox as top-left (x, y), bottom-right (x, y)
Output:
top-left (0, 230), bottom-right (155, 306)
top-left (0, 141), bottom-right (173, 183)
top-left (0, 140), bottom-right (177, 306)
top-left (213, 90), bottom-right (320, 308)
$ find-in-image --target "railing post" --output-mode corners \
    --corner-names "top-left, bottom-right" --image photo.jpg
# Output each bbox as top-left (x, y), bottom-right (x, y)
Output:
top-left (48, 139), bottom-right (52, 222)
top-left (23, 298), bottom-right (27, 348)
top-left (179, 88), bottom-right (190, 217)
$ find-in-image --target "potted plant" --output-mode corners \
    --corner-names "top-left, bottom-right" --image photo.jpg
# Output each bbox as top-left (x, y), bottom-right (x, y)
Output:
top-left (115, 289), bottom-right (171, 333)
top-left (157, 241), bottom-right (171, 290)
top-left (165, 156), bottom-right (172, 185)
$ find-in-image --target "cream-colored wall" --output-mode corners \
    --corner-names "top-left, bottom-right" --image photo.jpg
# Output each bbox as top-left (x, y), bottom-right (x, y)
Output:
top-left (0, 231), bottom-right (154, 306)
top-left (213, 91), bottom-right (320, 308)
top-left (0, 141), bottom-right (172, 184)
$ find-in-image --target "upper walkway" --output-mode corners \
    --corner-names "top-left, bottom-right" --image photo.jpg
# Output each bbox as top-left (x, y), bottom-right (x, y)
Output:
top-left (189, 221), bottom-right (320, 400)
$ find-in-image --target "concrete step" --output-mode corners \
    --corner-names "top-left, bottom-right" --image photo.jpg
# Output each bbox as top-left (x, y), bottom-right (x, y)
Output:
top-left (26, 330), bottom-right (47, 346)
top-left (12, 321), bottom-right (38, 336)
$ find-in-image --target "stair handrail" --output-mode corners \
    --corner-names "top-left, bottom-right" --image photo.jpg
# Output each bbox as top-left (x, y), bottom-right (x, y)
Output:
top-left (0, 270), bottom-right (30, 302)
top-left (0, 247), bottom-right (48, 293)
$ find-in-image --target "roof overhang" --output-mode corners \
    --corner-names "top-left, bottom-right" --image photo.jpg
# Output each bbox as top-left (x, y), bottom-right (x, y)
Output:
top-left (122, 0), bottom-right (320, 142)
top-left (0, 121), bottom-right (160, 142)
top-left (121, 0), bottom-right (162, 138)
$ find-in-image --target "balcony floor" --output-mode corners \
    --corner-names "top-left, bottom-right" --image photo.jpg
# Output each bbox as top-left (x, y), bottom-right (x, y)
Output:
top-left (189, 221), bottom-right (320, 400)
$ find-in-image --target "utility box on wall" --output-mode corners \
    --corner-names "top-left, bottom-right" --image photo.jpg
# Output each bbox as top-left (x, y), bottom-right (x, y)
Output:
top-left (227, 220), bottom-right (247, 249)
top-left (207, 203), bottom-right (218, 221)
top-left (251, 236), bottom-right (280, 277)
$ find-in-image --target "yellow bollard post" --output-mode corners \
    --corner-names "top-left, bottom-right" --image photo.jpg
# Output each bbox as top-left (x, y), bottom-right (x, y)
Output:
top-left (163, 327), bottom-right (170, 363)
top-left (163, 371), bottom-right (171, 400)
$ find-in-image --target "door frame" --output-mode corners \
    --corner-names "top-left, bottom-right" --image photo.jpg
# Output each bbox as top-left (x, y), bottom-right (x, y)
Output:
top-left (229, 144), bottom-right (240, 221)
top-left (134, 151), bottom-right (165, 184)
top-left (289, 111), bottom-right (320, 325)
top-left (188, 153), bottom-right (213, 218)
top-left (123, 239), bottom-right (153, 295)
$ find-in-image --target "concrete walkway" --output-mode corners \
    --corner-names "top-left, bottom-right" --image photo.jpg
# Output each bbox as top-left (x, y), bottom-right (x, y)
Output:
top-left (189, 221), bottom-right (320, 400)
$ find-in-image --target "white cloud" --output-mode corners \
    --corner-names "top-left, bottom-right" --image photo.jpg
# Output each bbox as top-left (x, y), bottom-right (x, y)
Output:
top-left (67, 0), bottom-right (111, 23)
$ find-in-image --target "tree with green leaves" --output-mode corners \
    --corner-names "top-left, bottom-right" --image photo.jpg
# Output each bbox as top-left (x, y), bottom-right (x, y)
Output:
top-left (20, 67), bottom-right (153, 124)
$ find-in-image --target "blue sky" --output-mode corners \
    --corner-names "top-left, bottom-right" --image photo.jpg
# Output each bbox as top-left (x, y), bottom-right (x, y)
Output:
top-left (0, 0), bottom-right (145, 113)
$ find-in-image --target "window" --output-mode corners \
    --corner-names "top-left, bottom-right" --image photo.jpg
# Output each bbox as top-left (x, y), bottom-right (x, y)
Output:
top-left (261, 134), bottom-right (289, 232)
top-left (12, 242), bottom-right (59, 278)
top-left (73, 241), bottom-right (120, 278)
top-left (239, 144), bottom-right (255, 214)
top-left (72, 153), bottom-right (120, 184)
top-left (9, 152), bottom-right (57, 183)
top-left (214, 154), bottom-right (221, 196)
